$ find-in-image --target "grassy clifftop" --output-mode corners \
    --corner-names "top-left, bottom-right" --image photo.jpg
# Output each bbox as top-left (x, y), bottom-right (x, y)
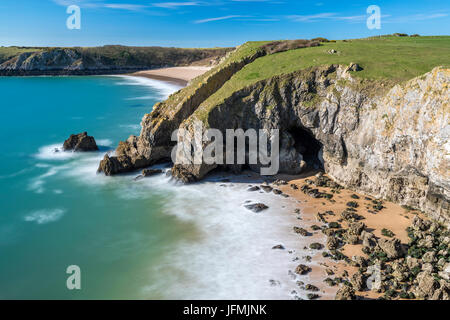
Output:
top-left (192, 36), bottom-right (450, 122)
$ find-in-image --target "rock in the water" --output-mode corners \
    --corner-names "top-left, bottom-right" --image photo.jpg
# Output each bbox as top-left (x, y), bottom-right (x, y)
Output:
top-left (305, 284), bottom-right (320, 292)
top-left (260, 185), bottom-right (273, 193)
top-left (272, 244), bottom-right (285, 250)
top-left (295, 264), bottom-right (312, 275)
top-left (142, 169), bottom-right (163, 177)
top-left (294, 227), bottom-right (310, 236)
top-left (309, 243), bottom-right (324, 250)
top-left (247, 186), bottom-right (260, 192)
top-left (273, 189), bottom-right (283, 195)
top-left (244, 203), bottom-right (269, 213)
top-left (307, 293), bottom-right (320, 300)
top-left (63, 132), bottom-right (98, 152)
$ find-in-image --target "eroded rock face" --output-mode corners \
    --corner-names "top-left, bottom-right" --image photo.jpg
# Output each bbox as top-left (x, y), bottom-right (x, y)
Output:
top-left (63, 132), bottom-right (98, 152)
top-left (98, 64), bottom-right (450, 223)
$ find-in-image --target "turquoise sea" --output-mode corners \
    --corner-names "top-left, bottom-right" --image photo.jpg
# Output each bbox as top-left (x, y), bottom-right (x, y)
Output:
top-left (0, 76), bottom-right (309, 300)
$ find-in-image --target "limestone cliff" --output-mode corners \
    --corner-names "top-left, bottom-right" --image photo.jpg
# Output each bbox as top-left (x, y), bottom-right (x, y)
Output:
top-left (97, 57), bottom-right (449, 223)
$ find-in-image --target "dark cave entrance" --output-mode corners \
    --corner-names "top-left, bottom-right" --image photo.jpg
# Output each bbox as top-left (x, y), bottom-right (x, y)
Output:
top-left (288, 127), bottom-right (324, 170)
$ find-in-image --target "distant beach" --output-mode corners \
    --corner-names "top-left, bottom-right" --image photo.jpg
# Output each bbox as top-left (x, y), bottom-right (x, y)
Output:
top-left (130, 66), bottom-right (212, 86)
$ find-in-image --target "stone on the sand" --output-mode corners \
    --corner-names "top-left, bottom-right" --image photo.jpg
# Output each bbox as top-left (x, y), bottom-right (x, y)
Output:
top-left (350, 272), bottom-right (365, 291)
top-left (378, 238), bottom-right (404, 259)
top-left (335, 285), bottom-right (356, 300)
top-left (309, 243), bottom-right (323, 250)
top-left (327, 236), bottom-right (340, 250)
top-left (294, 227), bottom-right (310, 237)
top-left (348, 222), bottom-right (365, 236)
top-left (295, 264), bottom-right (312, 275)
top-left (361, 231), bottom-right (377, 248)
top-left (414, 271), bottom-right (438, 299)
top-left (305, 284), bottom-right (320, 292)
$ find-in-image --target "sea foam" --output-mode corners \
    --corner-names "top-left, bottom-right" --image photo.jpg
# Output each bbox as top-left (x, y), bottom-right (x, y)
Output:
top-left (24, 208), bottom-right (66, 224)
top-left (112, 75), bottom-right (182, 99)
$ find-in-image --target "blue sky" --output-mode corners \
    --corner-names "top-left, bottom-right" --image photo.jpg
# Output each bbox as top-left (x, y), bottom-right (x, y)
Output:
top-left (0, 0), bottom-right (448, 47)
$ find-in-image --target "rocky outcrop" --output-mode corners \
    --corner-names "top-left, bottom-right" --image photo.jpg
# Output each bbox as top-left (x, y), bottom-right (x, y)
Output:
top-left (63, 132), bottom-right (98, 152)
top-left (98, 61), bottom-right (449, 223)
top-left (98, 44), bottom-right (267, 176)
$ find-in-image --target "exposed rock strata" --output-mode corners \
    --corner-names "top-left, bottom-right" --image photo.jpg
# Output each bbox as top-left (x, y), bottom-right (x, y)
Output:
top-left (98, 64), bottom-right (449, 223)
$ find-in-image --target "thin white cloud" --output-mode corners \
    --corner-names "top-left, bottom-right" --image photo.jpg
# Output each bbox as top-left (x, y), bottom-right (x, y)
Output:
top-left (104, 3), bottom-right (149, 11)
top-left (194, 15), bottom-right (249, 24)
top-left (288, 12), bottom-right (389, 23)
top-left (385, 12), bottom-right (448, 23)
top-left (288, 12), bottom-right (336, 22)
top-left (53, 0), bottom-right (149, 11)
top-left (153, 2), bottom-right (200, 9)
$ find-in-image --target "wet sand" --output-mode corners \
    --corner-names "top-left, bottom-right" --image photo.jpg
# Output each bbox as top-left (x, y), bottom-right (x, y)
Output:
top-left (277, 172), bottom-right (422, 300)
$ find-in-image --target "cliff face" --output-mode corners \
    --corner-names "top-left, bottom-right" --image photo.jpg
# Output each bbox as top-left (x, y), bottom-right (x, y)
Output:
top-left (97, 61), bottom-right (449, 223)
top-left (0, 46), bottom-right (232, 76)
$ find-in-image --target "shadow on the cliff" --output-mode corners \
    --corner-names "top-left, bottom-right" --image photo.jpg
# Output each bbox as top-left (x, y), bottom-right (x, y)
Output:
top-left (196, 167), bottom-right (325, 186)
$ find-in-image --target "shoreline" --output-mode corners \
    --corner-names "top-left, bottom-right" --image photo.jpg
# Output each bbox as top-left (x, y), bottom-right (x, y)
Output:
top-left (0, 66), bottom-right (212, 88)
top-left (129, 66), bottom-right (212, 87)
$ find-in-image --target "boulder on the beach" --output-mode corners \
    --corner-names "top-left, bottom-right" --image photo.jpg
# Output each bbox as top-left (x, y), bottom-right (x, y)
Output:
top-left (244, 203), bottom-right (269, 213)
top-left (260, 185), bottom-right (273, 193)
top-left (63, 132), bottom-right (98, 152)
top-left (327, 236), bottom-right (340, 250)
top-left (305, 284), bottom-right (320, 292)
top-left (309, 243), bottom-right (324, 250)
top-left (295, 264), bottom-right (312, 275)
top-left (378, 238), bottom-right (404, 259)
top-left (273, 189), bottom-right (283, 195)
top-left (350, 272), bottom-right (366, 291)
top-left (294, 227), bottom-right (310, 237)
top-left (335, 285), bottom-right (356, 300)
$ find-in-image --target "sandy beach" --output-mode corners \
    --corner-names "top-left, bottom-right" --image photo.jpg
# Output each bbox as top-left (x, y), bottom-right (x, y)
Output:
top-left (274, 172), bottom-right (427, 300)
top-left (131, 66), bottom-right (212, 86)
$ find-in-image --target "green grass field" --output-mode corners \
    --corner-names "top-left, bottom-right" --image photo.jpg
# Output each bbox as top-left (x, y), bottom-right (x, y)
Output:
top-left (0, 47), bottom-right (43, 63)
top-left (194, 36), bottom-right (450, 121)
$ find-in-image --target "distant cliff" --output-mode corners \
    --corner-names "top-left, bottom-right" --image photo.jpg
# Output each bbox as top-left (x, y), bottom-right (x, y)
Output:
top-left (0, 45), bottom-right (233, 76)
